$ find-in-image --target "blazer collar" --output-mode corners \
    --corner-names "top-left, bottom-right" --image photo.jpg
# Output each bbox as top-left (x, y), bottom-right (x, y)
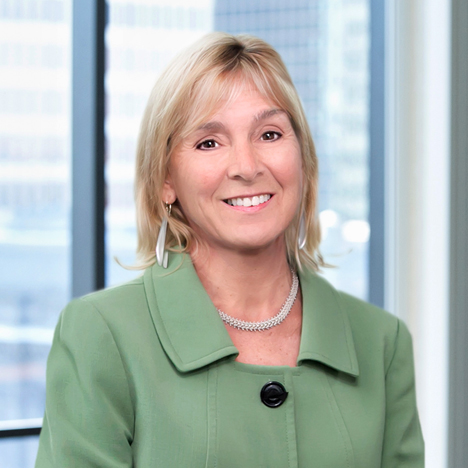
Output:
top-left (296, 270), bottom-right (359, 376)
top-left (144, 253), bottom-right (359, 377)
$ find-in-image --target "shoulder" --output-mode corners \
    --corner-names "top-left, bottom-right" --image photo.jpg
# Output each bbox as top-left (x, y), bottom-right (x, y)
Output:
top-left (303, 269), bottom-right (399, 332)
top-left (339, 290), bottom-right (416, 380)
top-left (58, 274), bottom-right (151, 344)
top-left (80, 275), bottom-right (145, 310)
top-left (337, 289), bottom-right (399, 337)
top-left (66, 275), bottom-right (146, 318)
top-left (302, 270), bottom-right (411, 372)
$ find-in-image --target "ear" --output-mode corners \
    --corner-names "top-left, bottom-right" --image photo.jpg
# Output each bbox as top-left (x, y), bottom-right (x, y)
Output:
top-left (161, 174), bottom-right (177, 205)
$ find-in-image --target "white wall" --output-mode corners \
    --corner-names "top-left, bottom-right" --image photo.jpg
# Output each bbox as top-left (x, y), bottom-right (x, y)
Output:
top-left (385, 1), bottom-right (451, 467)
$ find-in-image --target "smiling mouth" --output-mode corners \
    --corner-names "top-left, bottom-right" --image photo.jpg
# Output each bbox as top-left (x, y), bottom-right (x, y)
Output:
top-left (224, 194), bottom-right (272, 207)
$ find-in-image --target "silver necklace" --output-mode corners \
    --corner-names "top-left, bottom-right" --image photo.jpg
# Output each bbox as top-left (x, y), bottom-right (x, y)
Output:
top-left (217, 269), bottom-right (299, 332)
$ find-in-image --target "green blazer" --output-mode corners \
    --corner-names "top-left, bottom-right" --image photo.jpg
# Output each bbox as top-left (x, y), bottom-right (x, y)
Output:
top-left (36, 253), bottom-right (424, 467)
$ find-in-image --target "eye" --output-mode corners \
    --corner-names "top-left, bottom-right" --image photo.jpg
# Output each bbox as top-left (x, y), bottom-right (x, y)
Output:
top-left (196, 139), bottom-right (218, 150)
top-left (261, 131), bottom-right (281, 141)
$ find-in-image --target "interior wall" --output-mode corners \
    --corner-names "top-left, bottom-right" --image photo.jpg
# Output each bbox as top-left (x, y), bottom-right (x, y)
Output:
top-left (448, 1), bottom-right (468, 466)
top-left (385, 1), bottom-right (451, 466)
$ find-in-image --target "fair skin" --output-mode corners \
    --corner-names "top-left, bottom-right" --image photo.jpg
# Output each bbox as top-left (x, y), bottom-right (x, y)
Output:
top-left (163, 82), bottom-right (304, 367)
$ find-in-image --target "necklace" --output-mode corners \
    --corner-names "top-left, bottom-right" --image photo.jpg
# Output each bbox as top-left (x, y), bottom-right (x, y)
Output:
top-left (217, 268), bottom-right (299, 332)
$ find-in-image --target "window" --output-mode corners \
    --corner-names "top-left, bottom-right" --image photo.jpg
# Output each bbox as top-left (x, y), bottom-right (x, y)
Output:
top-left (1, 1), bottom-right (374, 466)
top-left (106, 0), bottom-right (371, 300)
top-left (0, 0), bottom-right (71, 465)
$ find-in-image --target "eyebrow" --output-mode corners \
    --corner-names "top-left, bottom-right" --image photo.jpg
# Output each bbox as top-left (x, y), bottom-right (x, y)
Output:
top-left (196, 108), bottom-right (286, 133)
top-left (196, 121), bottom-right (227, 133)
top-left (253, 108), bottom-right (286, 122)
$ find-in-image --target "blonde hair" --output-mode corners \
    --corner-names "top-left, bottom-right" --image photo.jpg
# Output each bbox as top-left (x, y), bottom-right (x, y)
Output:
top-left (134, 32), bottom-right (324, 271)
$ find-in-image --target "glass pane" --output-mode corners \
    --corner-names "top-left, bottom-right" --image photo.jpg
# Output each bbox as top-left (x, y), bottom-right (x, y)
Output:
top-left (0, 0), bottom-right (71, 432)
top-left (105, 0), bottom-right (370, 300)
top-left (0, 436), bottom-right (39, 468)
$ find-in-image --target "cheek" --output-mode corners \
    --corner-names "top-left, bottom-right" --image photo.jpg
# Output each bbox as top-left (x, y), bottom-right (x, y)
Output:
top-left (172, 161), bottom-right (223, 207)
top-left (197, 166), bottom-right (223, 192)
top-left (273, 151), bottom-right (303, 194)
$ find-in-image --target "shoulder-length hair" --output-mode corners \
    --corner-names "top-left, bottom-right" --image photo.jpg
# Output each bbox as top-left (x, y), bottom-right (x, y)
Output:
top-left (134, 32), bottom-right (324, 271)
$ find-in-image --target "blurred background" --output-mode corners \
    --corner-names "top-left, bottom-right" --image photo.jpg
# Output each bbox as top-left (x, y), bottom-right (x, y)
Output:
top-left (0, 0), bottom-right (466, 467)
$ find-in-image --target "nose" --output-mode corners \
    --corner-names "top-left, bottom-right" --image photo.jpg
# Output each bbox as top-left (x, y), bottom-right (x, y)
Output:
top-left (227, 142), bottom-right (263, 181)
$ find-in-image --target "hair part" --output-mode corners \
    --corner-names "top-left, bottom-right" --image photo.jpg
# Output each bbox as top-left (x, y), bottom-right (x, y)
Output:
top-left (134, 32), bottom-right (325, 272)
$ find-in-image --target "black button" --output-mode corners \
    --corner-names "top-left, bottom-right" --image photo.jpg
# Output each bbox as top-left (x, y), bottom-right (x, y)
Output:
top-left (260, 381), bottom-right (288, 408)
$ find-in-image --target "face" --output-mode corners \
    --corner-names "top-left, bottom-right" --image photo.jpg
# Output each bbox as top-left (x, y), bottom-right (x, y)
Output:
top-left (163, 82), bottom-right (303, 254)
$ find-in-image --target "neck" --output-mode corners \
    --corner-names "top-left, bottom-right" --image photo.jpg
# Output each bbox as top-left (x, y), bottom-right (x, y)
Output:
top-left (190, 240), bottom-right (294, 322)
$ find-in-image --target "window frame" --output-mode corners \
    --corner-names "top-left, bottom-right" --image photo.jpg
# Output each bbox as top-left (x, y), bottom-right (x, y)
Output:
top-left (0, 0), bottom-right (389, 441)
top-left (0, 0), bottom-right (106, 441)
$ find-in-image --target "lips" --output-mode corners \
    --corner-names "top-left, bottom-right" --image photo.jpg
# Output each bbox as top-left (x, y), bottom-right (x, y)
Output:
top-left (224, 194), bottom-right (272, 207)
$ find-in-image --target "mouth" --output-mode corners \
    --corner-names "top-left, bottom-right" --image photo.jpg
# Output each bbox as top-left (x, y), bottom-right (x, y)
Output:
top-left (223, 194), bottom-right (272, 207)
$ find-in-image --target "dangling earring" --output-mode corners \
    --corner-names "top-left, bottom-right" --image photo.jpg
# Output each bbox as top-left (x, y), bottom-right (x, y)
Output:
top-left (298, 211), bottom-right (306, 250)
top-left (156, 203), bottom-right (171, 268)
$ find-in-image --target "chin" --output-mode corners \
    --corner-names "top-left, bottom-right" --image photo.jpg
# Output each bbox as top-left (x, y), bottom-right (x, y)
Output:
top-left (223, 233), bottom-right (285, 253)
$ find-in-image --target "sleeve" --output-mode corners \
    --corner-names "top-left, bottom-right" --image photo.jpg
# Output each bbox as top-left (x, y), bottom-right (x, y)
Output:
top-left (35, 298), bottom-right (134, 468)
top-left (381, 318), bottom-right (425, 467)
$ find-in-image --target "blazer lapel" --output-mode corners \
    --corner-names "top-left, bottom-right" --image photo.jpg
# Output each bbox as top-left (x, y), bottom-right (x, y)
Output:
top-left (298, 270), bottom-right (359, 377)
top-left (143, 253), bottom-right (238, 373)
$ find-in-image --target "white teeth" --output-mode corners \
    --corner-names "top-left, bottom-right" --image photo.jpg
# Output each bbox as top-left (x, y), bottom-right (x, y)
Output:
top-left (226, 194), bottom-right (271, 207)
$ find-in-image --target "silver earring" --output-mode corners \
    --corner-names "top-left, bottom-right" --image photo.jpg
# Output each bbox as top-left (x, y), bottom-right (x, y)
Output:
top-left (298, 212), bottom-right (306, 250)
top-left (156, 203), bottom-right (171, 268)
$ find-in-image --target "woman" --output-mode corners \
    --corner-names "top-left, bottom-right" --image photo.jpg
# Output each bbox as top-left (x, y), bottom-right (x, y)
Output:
top-left (36, 33), bottom-right (424, 467)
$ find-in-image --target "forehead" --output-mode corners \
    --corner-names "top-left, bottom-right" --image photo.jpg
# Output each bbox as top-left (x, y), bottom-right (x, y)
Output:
top-left (204, 90), bottom-right (281, 124)
top-left (181, 74), bottom-right (282, 137)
